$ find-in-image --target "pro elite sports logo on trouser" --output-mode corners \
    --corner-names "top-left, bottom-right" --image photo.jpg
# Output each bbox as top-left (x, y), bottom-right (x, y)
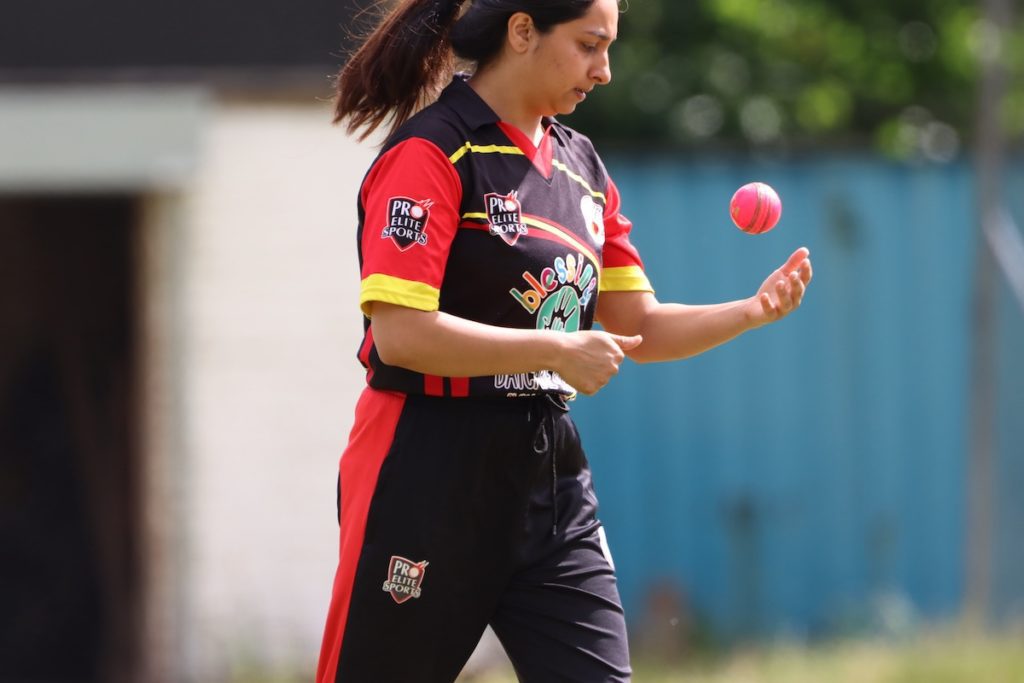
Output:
top-left (382, 556), bottom-right (429, 604)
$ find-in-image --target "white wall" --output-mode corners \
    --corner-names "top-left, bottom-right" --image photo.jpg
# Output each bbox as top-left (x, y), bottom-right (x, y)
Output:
top-left (177, 100), bottom-right (376, 680)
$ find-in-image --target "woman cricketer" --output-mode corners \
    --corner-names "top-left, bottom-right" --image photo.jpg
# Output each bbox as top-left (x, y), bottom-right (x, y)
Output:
top-left (316, 0), bottom-right (814, 680)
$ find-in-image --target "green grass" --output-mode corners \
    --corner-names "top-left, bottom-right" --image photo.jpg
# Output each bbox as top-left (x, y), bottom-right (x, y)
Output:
top-left (458, 632), bottom-right (1024, 683)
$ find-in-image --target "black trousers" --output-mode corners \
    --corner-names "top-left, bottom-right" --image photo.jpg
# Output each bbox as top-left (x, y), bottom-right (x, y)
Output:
top-left (316, 388), bottom-right (631, 682)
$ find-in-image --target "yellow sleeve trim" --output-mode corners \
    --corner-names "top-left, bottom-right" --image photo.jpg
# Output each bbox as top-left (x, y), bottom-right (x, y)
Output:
top-left (599, 266), bottom-right (654, 293)
top-left (360, 273), bottom-right (440, 317)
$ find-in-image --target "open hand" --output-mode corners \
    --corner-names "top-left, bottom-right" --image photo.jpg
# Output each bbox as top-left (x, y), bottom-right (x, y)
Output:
top-left (750, 247), bottom-right (813, 326)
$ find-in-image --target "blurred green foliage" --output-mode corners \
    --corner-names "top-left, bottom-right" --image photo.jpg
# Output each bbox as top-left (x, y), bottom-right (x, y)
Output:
top-left (568, 0), bottom-right (1024, 158)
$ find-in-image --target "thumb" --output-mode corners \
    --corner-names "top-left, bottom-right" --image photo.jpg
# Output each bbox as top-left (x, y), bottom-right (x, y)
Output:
top-left (781, 246), bottom-right (810, 274)
top-left (611, 334), bottom-right (643, 350)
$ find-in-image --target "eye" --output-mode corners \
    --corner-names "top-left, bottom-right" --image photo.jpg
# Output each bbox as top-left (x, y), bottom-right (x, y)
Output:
top-left (581, 42), bottom-right (598, 53)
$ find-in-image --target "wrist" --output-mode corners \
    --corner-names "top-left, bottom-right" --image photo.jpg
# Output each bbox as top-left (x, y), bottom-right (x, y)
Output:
top-left (743, 296), bottom-right (766, 329)
top-left (537, 329), bottom-right (570, 373)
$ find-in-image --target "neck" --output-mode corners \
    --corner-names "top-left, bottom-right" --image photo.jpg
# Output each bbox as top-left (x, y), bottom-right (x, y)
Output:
top-left (468, 64), bottom-right (543, 143)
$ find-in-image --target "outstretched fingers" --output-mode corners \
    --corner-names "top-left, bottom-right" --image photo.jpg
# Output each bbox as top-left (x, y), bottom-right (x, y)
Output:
top-left (759, 291), bottom-right (779, 319)
top-left (782, 247), bottom-right (811, 274)
top-left (788, 270), bottom-right (806, 307)
top-left (775, 277), bottom-right (795, 312)
top-left (754, 251), bottom-right (813, 325)
top-left (799, 258), bottom-right (813, 285)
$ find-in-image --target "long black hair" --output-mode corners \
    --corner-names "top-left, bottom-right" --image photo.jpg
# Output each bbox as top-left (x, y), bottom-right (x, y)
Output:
top-left (334, 0), bottom-right (596, 141)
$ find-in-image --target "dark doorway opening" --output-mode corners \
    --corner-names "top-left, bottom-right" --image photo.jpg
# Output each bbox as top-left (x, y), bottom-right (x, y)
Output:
top-left (0, 195), bottom-right (140, 682)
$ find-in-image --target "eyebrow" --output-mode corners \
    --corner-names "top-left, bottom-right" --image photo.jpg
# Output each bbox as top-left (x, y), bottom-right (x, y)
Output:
top-left (585, 29), bottom-right (615, 42)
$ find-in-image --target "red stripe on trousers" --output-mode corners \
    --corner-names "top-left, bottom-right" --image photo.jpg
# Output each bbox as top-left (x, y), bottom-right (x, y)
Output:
top-left (450, 377), bottom-right (469, 397)
top-left (424, 374), bottom-right (444, 396)
top-left (315, 387), bottom-right (406, 683)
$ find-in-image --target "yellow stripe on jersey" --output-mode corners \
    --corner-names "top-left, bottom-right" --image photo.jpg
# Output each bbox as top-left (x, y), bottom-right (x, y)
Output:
top-left (551, 160), bottom-right (606, 201)
top-left (360, 273), bottom-right (440, 317)
top-left (461, 213), bottom-right (600, 274)
top-left (599, 266), bottom-right (654, 293)
top-left (449, 143), bottom-right (524, 165)
top-left (448, 143), bottom-right (605, 201)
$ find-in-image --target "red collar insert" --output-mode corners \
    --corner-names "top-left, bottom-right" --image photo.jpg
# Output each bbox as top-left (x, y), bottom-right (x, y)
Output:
top-left (498, 121), bottom-right (554, 180)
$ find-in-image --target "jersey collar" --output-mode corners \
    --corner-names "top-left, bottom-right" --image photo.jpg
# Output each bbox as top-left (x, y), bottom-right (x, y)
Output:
top-left (441, 74), bottom-right (573, 147)
top-left (441, 74), bottom-right (500, 130)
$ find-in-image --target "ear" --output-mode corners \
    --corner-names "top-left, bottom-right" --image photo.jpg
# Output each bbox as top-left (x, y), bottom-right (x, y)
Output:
top-left (507, 12), bottom-right (535, 54)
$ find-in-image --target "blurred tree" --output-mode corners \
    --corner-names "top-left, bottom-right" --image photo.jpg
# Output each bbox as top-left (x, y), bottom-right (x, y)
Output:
top-left (567, 0), bottom-right (1024, 158)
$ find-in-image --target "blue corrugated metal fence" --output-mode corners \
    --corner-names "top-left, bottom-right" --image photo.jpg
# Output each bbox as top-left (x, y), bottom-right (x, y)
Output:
top-left (571, 156), bottom-right (1024, 640)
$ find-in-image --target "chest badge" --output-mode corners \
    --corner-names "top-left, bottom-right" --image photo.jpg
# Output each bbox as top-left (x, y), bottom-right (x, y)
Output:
top-left (485, 191), bottom-right (529, 246)
top-left (580, 195), bottom-right (605, 247)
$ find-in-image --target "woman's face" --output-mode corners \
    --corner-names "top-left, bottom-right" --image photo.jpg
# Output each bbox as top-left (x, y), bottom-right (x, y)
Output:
top-left (524, 0), bottom-right (618, 117)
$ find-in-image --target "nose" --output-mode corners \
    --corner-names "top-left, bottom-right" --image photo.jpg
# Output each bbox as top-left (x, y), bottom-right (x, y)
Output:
top-left (591, 51), bottom-right (611, 86)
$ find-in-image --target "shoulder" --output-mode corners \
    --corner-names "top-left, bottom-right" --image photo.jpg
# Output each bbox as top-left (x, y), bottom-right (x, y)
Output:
top-left (379, 99), bottom-right (471, 162)
top-left (551, 120), bottom-right (598, 154)
top-left (359, 103), bottom-right (468, 204)
top-left (549, 120), bottom-right (610, 187)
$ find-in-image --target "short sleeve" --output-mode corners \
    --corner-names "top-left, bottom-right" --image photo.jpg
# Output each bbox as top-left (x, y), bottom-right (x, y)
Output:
top-left (600, 177), bottom-right (654, 293)
top-left (358, 137), bottom-right (463, 317)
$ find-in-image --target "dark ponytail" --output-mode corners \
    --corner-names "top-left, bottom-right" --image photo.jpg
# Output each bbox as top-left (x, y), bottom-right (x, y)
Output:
top-left (334, 0), bottom-right (468, 141)
top-left (335, 0), bottom-right (595, 142)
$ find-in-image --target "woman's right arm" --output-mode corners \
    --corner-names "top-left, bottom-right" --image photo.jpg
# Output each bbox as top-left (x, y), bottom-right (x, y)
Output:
top-left (370, 302), bottom-right (641, 395)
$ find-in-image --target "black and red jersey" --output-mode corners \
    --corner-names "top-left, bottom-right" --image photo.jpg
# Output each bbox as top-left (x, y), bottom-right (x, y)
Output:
top-left (355, 76), bottom-right (652, 398)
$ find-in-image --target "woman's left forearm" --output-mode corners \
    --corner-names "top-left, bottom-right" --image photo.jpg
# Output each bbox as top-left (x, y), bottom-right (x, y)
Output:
top-left (624, 299), bottom-right (757, 363)
top-left (598, 251), bottom-right (812, 363)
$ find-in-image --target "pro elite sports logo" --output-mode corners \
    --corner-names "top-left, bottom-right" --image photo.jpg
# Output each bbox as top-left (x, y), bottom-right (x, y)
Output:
top-left (382, 556), bottom-right (429, 604)
top-left (381, 197), bottom-right (433, 251)
top-left (485, 191), bottom-right (528, 245)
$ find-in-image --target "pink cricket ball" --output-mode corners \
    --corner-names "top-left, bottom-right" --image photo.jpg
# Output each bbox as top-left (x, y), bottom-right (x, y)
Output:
top-left (729, 182), bottom-right (782, 234)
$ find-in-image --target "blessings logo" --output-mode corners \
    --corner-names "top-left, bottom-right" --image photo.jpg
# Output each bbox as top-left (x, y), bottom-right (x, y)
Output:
top-left (509, 252), bottom-right (597, 332)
